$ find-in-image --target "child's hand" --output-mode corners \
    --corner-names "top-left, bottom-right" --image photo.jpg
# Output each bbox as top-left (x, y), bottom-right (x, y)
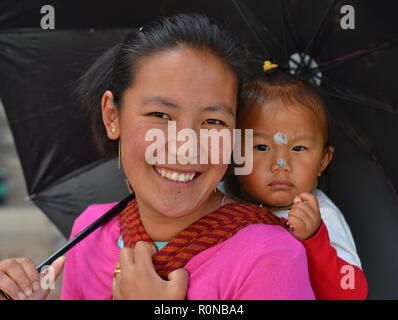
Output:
top-left (112, 241), bottom-right (189, 300)
top-left (287, 193), bottom-right (321, 241)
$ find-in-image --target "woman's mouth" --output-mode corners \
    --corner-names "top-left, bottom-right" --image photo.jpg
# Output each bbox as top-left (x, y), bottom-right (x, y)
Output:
top-left (153, 166), bottom-right (199, 183)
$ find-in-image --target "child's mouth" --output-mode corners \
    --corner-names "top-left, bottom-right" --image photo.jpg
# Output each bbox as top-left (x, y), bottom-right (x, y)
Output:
top-left (268, 180), bottom-right (294, 190)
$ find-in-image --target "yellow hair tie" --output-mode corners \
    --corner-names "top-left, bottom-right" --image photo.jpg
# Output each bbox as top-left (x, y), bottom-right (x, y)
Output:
top-left (263, 60), bottom-right (278, 72)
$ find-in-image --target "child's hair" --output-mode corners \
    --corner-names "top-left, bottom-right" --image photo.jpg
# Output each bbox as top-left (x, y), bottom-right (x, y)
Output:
top-left (225, 68), bottom-right (334, 203)
top-left (75, 13), bottom-right (249, 156)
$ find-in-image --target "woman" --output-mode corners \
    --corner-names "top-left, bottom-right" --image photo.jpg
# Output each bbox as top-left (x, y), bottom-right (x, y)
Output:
top-left (0, 14), bottom-right (314, 300)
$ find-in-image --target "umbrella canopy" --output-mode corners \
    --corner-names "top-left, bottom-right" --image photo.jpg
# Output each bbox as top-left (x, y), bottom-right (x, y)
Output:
top-left (0, 0), bottom-right (397, 299)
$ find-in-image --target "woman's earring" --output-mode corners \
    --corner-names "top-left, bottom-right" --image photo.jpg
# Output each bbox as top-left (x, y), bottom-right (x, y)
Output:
top-left (111, 127), bottom-right (117, 135)
top-left (118, 139), bottom-right (121, 170)
top-left (125, 179), bottom-right (134, 194)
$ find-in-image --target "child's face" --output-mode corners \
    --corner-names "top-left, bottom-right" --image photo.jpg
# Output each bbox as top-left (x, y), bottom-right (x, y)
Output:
top-left (239, 100), bottom-right (333, 209)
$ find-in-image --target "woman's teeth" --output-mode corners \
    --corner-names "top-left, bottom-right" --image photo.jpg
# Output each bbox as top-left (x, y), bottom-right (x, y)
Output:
top-left (154, 167), bottom-right (197, 182)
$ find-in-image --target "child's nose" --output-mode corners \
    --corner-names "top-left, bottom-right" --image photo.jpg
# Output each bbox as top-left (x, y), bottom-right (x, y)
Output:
top-left (270, 152), bottom-right (291, 172)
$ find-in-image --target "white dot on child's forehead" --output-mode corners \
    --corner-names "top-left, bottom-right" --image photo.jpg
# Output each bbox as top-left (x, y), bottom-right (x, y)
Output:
top-left (273, 132), bottom-right (288, 144)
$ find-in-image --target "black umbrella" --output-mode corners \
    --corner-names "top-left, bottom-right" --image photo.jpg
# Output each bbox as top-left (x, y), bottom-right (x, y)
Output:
top-left (213, 0), bottom-right (398, 300)
top-left (0, 0), bottom-right (397, 299)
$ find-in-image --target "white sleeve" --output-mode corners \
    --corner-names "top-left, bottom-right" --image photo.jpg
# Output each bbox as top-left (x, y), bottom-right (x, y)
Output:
top-left (313, 189), bottom-right (362, 269)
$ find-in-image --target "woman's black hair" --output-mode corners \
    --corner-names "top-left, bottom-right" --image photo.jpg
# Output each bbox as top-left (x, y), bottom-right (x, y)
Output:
top-left (76, 13), bottom-right (249, 155)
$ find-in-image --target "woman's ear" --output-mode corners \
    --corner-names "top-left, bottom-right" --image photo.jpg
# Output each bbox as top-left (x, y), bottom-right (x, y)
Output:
top-left (318, 145), bottom-right (334, 176)
top-left (101, 90), bottom-right (120, 140)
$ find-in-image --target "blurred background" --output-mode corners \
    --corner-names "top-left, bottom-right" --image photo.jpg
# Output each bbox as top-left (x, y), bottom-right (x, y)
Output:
top-left (0, 98), bottom-right (66, 299)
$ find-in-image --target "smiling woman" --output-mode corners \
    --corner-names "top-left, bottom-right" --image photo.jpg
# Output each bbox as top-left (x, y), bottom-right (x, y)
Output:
top-left (0, 13), bottom-right (315, 300)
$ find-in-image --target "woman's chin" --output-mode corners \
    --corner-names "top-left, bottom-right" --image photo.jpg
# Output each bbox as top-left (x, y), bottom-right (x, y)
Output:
top-left (146, 192), bottom-right (203, 218)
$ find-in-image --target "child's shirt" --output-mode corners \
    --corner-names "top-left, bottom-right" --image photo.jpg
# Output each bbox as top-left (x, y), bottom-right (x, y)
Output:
top-left (272, 189), bottom-right (368, 299)
top-left (217, 183), bottom-right (368, 299)
top-left (272, 189), bottom-right (362, 269)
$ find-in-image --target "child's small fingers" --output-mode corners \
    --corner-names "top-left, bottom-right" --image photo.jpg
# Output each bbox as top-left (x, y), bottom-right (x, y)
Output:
top-left (289, 206), bottom-right (312, 223)
top-left (293, 196), bottom-right (302, 204)
top-left (298, 193), bottom-right (319, 212)
top-left (295, 201), bottom-right (316, 217)
top-left (287, 215), bottom-right (306, 232)
top-left (294, 202), bottom-right (321, 227)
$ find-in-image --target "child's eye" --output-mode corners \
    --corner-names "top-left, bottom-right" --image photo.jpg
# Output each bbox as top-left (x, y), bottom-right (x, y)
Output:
top-left (255, 145), bottom-right (270, 151)
top-left (151, 112), bottom-right (170, 120)
top-left (292, 146), bottom-right (306, 152)
top-left (204, 119), bottom-right (224, 125)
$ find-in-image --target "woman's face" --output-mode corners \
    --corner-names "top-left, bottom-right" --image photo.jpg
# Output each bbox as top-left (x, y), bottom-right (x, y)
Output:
top-left (103, 46), bottom-right (238, 219)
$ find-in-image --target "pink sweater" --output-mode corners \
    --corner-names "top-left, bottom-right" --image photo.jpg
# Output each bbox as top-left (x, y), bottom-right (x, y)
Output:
top-left (61, 203), bottom-right (315, 300)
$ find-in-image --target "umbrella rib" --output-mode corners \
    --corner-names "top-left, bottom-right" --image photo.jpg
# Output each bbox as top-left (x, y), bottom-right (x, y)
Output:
top-left (231, 0), bottom-right (271, 57)
top-left (321, 77), bottom-right (397, 114)
top-left (281, 0), bottom-right (303, 66)
top-left (302, 0), bottom-right (336, 69)
top-left (284, 58), bottom-right (397, 115)
top-left (337, 123), bottom-right (398, 204)
top-left (279, 0), bottom-right (290, 63)
top-left (307, 37), bottom-right (398, 77)
top-left (160, 0), bottom-right (166, 16)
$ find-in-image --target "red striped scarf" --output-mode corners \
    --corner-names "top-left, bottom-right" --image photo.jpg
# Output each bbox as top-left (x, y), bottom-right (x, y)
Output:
top-left (118, 199), bottom-right (286, 280)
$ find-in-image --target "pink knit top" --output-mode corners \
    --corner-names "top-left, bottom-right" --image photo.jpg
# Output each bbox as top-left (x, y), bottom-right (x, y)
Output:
top-left (61, 202), bottom-right (315, 300)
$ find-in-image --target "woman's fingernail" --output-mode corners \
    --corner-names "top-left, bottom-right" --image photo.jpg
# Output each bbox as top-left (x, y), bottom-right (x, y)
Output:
top-left (33, 281), bottom-right (40, 292)
top-left (24, 287), bottom-right (32, 296)
top-left (17, 292), bottom-right (26, 300)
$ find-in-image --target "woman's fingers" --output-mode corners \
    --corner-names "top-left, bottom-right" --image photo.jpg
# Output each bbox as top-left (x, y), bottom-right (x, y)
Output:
top-left (134, 241), bottom-right (157, 276)
top-left (119, 248), bottom-right (135, 272)
top-left (0, 258), bottom-right (37, 299)
top-left (0, 271), bottom-right (26, 300)
top-left (167, 268), bottom-right (189, 299)
top-left (50, 256), bottom-right (66, 281)
top-left (0, 256), bottom-right (66, 300)
top-left (15, 257), bottom-right (41, 293)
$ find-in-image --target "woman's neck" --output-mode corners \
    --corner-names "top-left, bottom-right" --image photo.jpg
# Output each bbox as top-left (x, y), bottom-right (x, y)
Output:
top-left (135, 191), bottom-right (225, 242)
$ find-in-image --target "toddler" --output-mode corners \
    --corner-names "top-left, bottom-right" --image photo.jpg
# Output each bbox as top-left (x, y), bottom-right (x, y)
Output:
top-left (223, 64), bottom-right (368, 299)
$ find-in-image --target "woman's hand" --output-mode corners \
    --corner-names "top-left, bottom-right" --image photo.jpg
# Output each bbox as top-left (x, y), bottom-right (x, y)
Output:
top-left (0, 256), bottom-right (65, 300)
top-left (287, 193), bottom-right (322, 241)
top-left (112, 241), bottom-right (189, 300)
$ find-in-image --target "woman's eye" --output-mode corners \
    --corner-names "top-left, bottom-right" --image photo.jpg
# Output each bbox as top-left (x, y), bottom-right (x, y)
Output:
top-left (292, 146), bottom-right (306, 151)
top-left (255, 145), bottom-right (270, 151)
top-left (151, 112), bottom-right (170, 120)
top-left (204, 119), bottom-right (224, 125)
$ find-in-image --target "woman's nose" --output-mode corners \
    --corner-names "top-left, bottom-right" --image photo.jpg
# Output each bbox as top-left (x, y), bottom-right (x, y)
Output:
top-left (166, 120), bottom-right (201, 164)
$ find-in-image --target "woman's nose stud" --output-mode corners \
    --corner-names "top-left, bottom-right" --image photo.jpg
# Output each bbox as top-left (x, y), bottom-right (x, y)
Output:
top-left (277, 159), bottom-right (286, 168)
